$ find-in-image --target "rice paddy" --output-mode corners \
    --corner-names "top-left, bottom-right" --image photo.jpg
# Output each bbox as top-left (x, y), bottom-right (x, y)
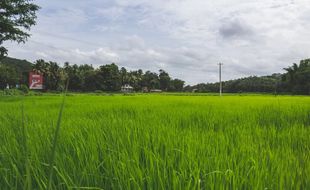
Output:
top-left (0, 94), bottom-right (309, 189)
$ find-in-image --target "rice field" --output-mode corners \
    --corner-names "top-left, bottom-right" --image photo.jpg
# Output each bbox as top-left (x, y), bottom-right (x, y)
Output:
top-left (0, 94), bottom-right (309, 190)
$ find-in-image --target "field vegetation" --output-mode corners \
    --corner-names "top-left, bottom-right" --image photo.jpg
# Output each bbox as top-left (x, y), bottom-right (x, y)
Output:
top-left (0, 94), bottom-right (309, 189)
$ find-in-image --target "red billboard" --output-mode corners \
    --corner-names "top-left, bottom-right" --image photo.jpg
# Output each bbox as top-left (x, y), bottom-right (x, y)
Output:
top-left (29, 72), bottom-right (44, 90)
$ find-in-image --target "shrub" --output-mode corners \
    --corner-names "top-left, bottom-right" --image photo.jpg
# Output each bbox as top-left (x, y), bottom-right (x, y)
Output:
top-left (94, 90), bottom-right (103, 93)
top-left (3, 89), bottom-right (23, 96)
top-left (19, 84), bottom-right (29, 94)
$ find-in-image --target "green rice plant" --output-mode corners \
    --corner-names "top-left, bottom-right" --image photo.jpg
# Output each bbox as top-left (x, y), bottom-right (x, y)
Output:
top-left (47, 82), bottom-right (69, 190)
top-left (46, 93), bottom-right (66, 190)
top-left (21, 100), bottom-right (31, 190)
top-left (0, 94), bottom-right (309, 189)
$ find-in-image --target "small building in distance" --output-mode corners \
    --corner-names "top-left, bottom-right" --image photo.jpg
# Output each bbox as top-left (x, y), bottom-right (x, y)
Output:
top-left (150, 89), bottom-right (162, 93)
top-left (121, 84), bottom-right (134, 93)
top-left (142, 87), bottom-right (149, 93)
top-left (192, 88), bottom-right (198, 93)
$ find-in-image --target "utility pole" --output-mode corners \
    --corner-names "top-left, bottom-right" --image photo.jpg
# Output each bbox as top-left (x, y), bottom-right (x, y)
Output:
top-left (218, 63), bottom-right (223, 96)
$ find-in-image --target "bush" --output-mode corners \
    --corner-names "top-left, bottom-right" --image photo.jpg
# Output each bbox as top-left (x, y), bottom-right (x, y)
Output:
top-left (94, 90), bottom-right (103, 93)
top-left (2, 89), bottom-right (23, 96)
top-left (19, 84), bottom-right (29, 94)
top-left (27, 91), bottom-right (43, 96)
top-left (56, 85), bottom-right (65, 92)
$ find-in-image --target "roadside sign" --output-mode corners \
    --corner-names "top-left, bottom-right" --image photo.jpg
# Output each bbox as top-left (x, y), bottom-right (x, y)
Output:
top-left (29, 72), bottom-right (43, 90)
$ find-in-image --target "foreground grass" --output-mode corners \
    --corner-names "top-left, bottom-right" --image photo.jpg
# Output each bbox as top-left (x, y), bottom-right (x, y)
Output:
top-left (0, 94), bottom-right (309, 189)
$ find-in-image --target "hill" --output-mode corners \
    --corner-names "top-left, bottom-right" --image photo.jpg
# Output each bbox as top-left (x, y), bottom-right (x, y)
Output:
top-left (185, 74), bottom-right (282, 94)
top-left (0, 57), bottom-right (33, 73)
top-left (0, 57), bottom-right (33, 88)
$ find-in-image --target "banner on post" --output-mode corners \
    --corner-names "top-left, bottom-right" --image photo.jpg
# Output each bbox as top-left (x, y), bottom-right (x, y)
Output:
top-left (29, 72), bottom-right (43, 90)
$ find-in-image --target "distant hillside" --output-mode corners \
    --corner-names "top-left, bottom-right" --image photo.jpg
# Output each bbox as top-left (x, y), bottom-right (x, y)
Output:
top-left (0, 57), bottom-right (33, 73)
top-left (184, 74), bottom-right (283, 93)
top-left (184, 58), bottom-right (310, 95)
top-left (0, 57), bottom-right (33, 89)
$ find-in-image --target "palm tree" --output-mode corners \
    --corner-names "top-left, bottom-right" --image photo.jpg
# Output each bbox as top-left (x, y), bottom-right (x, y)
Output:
top-left (283, 63), bottom-right (298, 85)
top-left (33, 59), bottom-right (49, 74)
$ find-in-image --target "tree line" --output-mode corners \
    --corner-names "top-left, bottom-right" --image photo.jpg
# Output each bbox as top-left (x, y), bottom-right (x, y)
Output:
top-left (28, 59), bottom-right (185, 92)
top-left (184, 59), bottom-right (310, 95)
top-left (0, 57), bottom-right (309, 94)
top-left (184, 74), bottom-right (282, 93)
top-left (0, 58), bottom-right (185, 92)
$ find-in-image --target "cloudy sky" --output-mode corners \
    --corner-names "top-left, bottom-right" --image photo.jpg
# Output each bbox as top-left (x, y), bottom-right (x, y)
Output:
top-left (4, 0), bottom-right (310, 84)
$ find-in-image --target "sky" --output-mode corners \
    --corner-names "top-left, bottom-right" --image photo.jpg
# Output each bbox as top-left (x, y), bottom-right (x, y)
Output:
top-left (4, 0), bottom-right (310, 84)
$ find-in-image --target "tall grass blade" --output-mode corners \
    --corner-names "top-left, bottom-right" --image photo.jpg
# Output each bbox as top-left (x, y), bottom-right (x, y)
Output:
top-left (21, 99), bottom-right (31, 190)
top-left (46, 81), bottom-right (69, 190)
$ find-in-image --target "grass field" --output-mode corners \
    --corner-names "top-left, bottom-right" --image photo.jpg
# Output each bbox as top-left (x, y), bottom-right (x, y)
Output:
top-left (0, 94), bottom-right (309, 189)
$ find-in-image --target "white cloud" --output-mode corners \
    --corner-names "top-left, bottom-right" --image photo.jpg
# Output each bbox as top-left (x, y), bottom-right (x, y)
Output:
top-left (4, 0), bottom-right (310, 84)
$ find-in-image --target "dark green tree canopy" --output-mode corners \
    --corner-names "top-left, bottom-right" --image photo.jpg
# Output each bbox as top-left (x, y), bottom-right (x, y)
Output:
top-left (2, 56), bottom-right (309, 94)
top-left (282, 59), bottom-right (310, 94)
top-left (0, 0), bottom-right (39, 58)
top-left (159, 69), bottom-right (171, 91)
top-left (0, 64), bottom-right (19, 89)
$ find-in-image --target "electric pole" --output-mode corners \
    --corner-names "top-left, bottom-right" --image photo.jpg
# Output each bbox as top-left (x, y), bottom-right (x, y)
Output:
top-left (218, 63), bottom-right (223, 96)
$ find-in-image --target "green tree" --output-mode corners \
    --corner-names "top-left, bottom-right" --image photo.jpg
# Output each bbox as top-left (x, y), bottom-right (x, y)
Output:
top-left (0, 0), bottom-right (39, 58)
top-left (142, 71), bottom-right (160, 90)
top-left (48, 61), bottom-right (65, 91)
top-left (33, 59), bottom-right (49, 74)
top-left (0, 56), bottom-right (32, 85)
top-left (64, 63), bottom-right (83, 91)
top-left (84, 70), bottom-right (99, 91)
top-left (120, 67), bottom-right (128, 85)
top-left (0, 64), bottom-right (18, 89)
top-left (98, 63), bottom-right (121, 91)
top-left (33, 60), bottom-right (65, 91)
top-left (128, 69), bottom-right (143, 91)
top-left (159, 69), bottom-right (171, 91)
top-left (169, 79), bottom-right (185, 92)
top-left (282, 59), bottom-right (310, 94)
top-left (78, 64), bottom-right (95, 91)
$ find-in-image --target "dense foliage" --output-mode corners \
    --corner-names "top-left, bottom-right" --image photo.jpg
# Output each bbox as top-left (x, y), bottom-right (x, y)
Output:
top-left (1, 57), bottom-right (309, 94)
top-left (281, 59), bottom-right (310, 94)
top-left (0, 0), bottom-right (39, 58)
top-left (185, 74), bottom-right (282, 94)
top-left (32, 59), bottom-right (185, 92)
top-left (0, 95), bottom-right (309, 189)
top-left (0, 57), bottom-right (32, 89)
top-left (185, 59), bottom-right (310, 95)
